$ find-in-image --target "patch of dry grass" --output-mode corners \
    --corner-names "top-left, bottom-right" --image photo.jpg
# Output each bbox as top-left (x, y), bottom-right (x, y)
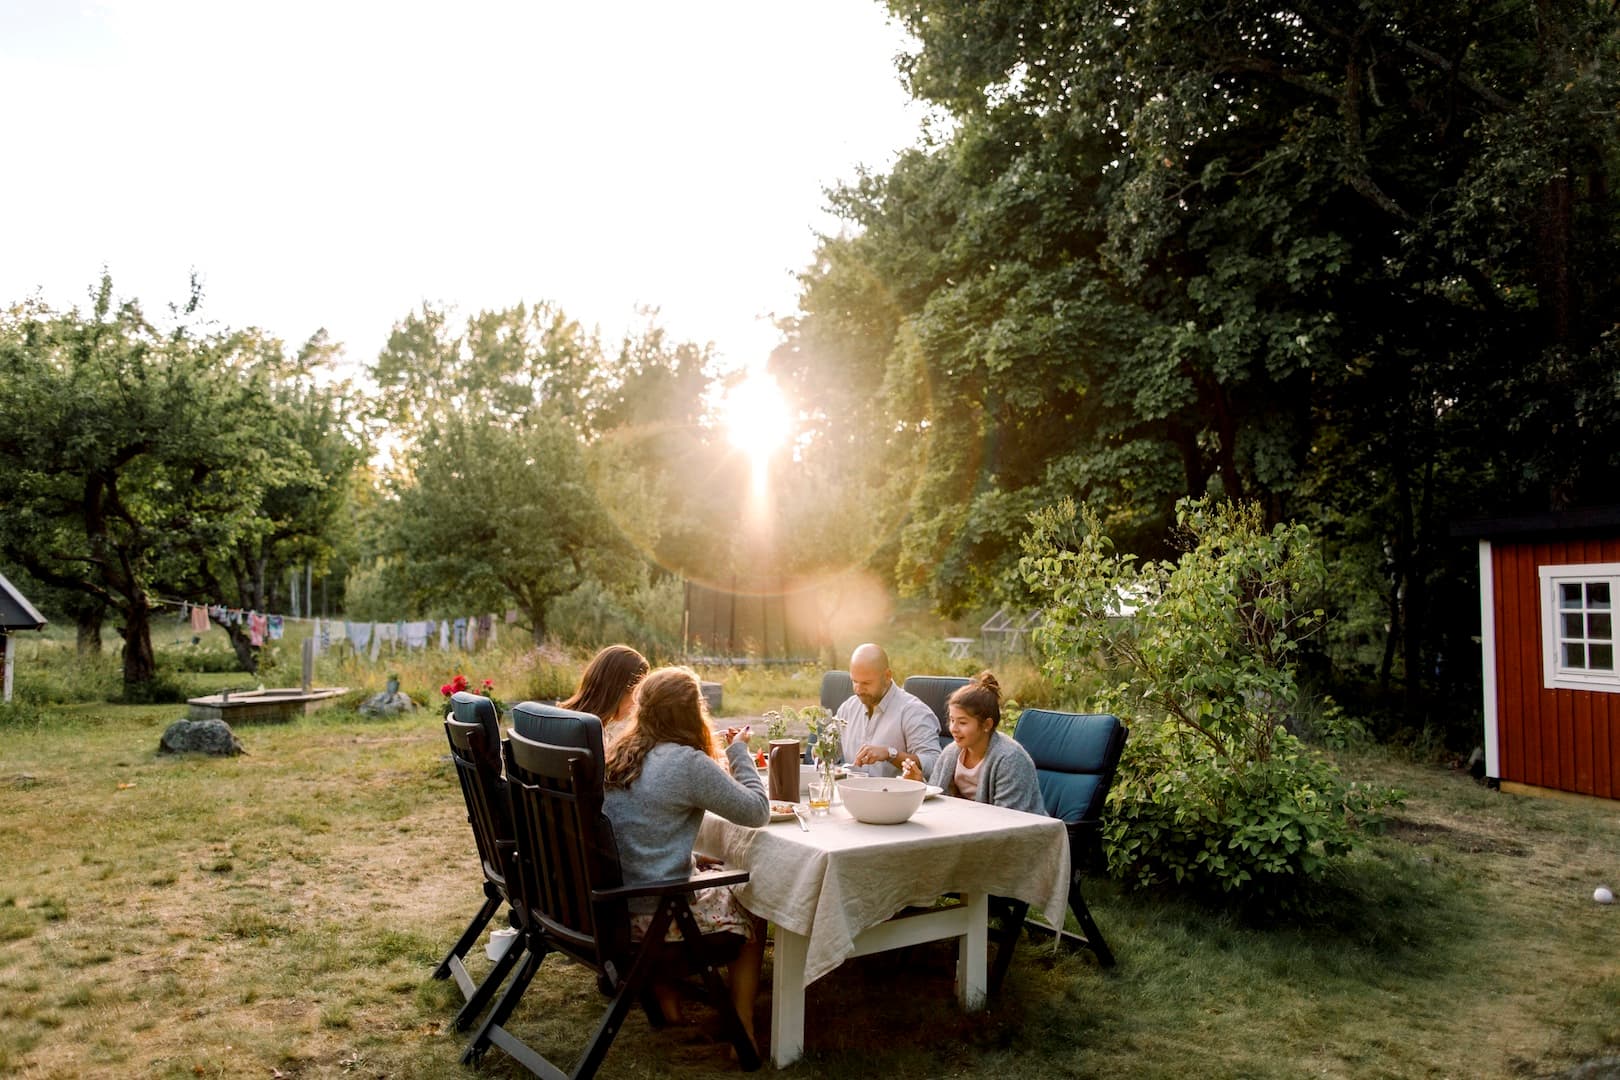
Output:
top-left (0, 703), bottom-right (1616, 1078)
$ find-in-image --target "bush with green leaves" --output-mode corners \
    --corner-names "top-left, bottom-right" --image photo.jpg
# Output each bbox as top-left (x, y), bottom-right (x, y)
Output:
top-left (1019, 496), bottom-right (1398, 905)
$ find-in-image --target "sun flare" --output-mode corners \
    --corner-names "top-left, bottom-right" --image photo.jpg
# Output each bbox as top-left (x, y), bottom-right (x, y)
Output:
top-left (723, 371), bottom-right (791, 461)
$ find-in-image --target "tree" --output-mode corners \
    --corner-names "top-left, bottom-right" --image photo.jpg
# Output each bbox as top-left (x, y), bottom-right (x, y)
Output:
top-left (781, 0), bottom-right (1620, 733)
top-left (0, 278), bottom-right (319, 692)
top-left (373, 414), bottom-right (639, 644)
top-left (183, 330), bottom-right (366, 672)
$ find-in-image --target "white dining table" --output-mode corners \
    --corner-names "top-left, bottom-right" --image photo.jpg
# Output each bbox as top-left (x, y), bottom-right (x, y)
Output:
top-left (695, 793), bottom-right (1070, 1068)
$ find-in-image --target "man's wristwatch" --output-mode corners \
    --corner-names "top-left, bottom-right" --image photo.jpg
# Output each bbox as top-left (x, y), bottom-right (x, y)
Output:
top-left (888, 745), bottom-right (900, 764)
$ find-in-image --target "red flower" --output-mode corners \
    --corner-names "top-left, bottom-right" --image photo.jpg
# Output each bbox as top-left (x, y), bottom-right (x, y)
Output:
top-left (439, 683), bottom-right (453, 697)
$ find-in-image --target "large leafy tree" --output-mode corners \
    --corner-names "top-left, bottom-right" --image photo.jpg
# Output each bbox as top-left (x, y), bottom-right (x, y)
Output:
top-left (365, 302), bottom-right (685, 642)
top-left (182, 329), bottom-right (366, 672)
top-left (375, 415), bottom-right (639, 644)
top-left (0, 278), bottom-right (319, 691)
top-left (782, 0), bottom-right (1620, 729)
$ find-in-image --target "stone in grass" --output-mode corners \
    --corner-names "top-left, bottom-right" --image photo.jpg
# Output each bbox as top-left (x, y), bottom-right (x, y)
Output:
top-left (158, 718), bottom-right (245, 757)
top-left (358, 691), bottom-right (418, 718)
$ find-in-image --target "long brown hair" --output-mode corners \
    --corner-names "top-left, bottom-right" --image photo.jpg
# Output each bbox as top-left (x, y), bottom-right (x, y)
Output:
top-left (561, 644), bottom-right (648, 724)
top-left (948, 671), bottom-right (1003, 730)
top-left (603, 666), bottom-right (718, 789)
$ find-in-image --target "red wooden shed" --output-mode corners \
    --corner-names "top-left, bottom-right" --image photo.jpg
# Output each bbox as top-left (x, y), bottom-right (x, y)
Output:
top-left (1459, 508), bottom-right (1620, 801)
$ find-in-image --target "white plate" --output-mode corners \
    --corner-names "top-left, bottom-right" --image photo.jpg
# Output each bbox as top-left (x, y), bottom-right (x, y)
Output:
top-left (923, 785), bottom-right (944, 800)
top-left (768, 802), bottom-right (804, 822)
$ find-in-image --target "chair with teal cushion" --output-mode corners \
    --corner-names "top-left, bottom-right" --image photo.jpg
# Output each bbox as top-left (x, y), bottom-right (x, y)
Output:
top-left (818, 670), bottom-right (852, 712)
top-left (990, 709), bottom-right (1127, 989)
top-left (901, 675), bottom-right (971, 749)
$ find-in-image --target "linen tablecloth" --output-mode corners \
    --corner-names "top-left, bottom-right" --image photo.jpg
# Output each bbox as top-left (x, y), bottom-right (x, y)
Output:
top-left (696, 794), bottom-right (1069, 984)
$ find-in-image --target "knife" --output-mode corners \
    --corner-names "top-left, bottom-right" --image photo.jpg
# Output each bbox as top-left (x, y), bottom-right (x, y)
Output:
top-left (790, 805), bottom-right (810, 832)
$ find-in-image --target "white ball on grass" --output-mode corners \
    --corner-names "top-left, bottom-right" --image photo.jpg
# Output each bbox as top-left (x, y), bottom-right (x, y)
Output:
top-left (1595, 887), bottom-right (1615, 905)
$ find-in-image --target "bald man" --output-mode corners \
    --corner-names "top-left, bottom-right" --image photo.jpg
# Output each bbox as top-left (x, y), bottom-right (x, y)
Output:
top-left (834, 643), bottom-right (942, 779)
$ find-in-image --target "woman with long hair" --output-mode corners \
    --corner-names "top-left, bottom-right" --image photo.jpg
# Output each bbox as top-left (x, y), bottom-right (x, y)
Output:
top-left (561, 644), bottom-right (649, 725)
top-left (602, 666), bottom-right (768, 1042)
top-left (900, 671), bottom-right (1044, 815)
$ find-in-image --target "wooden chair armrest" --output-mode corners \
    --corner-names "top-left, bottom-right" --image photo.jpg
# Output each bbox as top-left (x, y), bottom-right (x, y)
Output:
top-left (592, 868), bottom-right (749, 901)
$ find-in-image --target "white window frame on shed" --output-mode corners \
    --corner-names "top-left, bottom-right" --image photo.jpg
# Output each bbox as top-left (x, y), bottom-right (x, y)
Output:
top-left (1538, 562), bottom-right (1620, 693)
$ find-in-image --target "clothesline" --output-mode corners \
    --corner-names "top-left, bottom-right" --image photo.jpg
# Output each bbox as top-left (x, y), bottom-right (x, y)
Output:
top-left (153, 595), bottom-right (523, 657)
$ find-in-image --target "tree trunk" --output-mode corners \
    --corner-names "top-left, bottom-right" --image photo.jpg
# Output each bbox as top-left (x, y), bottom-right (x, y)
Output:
top-left (76, 607), bottom-right (104, 655)
top-left (218, 618), bottom-right (259, 674)
top-left (529, 605), bottom-right (547, 647)
top-left (120, 600), bottom-right (157, 690)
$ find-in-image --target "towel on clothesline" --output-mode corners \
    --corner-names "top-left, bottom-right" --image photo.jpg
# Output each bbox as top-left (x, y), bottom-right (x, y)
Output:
top-left (249, 613), bottom-right (268, 647)
top-left (268, 615), bottom-right (284, 641)
top-left (189, 605), bottom-right (210, 633)
top-left (347, 621), bottom-right (373, 651)
top-left (404, 621), bottom-right (430, 649)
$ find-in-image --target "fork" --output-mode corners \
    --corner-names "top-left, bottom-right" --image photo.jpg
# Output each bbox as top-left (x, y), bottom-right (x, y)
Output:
top-left (790, 805), bottom-right (811, 832)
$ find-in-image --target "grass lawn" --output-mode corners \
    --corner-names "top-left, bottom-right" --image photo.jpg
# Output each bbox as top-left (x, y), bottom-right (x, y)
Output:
top-left (0, 703), bottom-right (1616, 1079)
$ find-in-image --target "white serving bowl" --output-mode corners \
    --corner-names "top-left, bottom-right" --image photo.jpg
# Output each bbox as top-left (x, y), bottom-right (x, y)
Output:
top-left (837, 776), bottom-right (926, 824)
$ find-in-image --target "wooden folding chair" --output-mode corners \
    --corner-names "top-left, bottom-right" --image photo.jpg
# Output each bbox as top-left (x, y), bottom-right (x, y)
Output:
top-left (462, 705), bottom-right (761, 1078)
top-left (435, 692), bottom-right (522, 1030)
top-left (902, 674), bottom-right (971, 749)
top-left (989, 710), bottom-right (1128, 991)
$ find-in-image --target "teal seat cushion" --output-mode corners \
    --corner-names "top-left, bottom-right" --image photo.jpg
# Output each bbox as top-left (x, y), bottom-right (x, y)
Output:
top-left (1014, 710), bottom-right (1124, 826)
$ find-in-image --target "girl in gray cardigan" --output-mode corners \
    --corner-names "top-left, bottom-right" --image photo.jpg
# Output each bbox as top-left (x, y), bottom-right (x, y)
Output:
top-left (602, 666), bottom-right (769, 1043)
top-left (902, 671), bottom-right (1045, 816)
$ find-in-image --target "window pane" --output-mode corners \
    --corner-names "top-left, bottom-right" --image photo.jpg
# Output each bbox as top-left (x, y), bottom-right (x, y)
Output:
top-left (1563, 613), bottom-right (1585, 639)
top-left (1590, 613), bottom-right (1613, 641)
top-left (1564, 642), bottom-right (1587, 668)
top-left (1561, 583), bottom-right (1584, 608)
top-left (1590, 582), bottom-right (1611, 610)
top-left (1591, 644), bottom-right (1614, 671)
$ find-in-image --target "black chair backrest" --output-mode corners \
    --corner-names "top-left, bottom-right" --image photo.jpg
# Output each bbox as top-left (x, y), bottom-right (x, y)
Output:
top-left (819, 670), bottom-right (853, 712)
top-left (1011, 710), bottom-right (1128, 827)
top-left (444, 715), bottom-right (512, 888)
top-left (902, 675), bottom-right (971, 748)
top-left (449, 691), bottom-right (502, 768)
top-left (503, 712), bottom-right (628, 969)
top-left (510, 699), bottom-right (605, 756)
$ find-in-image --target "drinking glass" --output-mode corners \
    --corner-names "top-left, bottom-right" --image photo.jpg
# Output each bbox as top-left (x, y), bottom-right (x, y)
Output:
top-left (808, 775), bottom-right (835, 816)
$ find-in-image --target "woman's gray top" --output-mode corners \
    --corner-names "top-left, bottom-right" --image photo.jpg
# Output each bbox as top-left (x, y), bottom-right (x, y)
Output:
top-left (604, 739), bottom-right (768, 907)
top-left (927, 729), bottom-right (1046, 816)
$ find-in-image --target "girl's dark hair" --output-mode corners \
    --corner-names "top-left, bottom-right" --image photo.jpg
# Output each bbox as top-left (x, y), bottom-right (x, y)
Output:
top-left (603, 666), bottom-right (717, 789)
top-left (561, 644), bottom-right (649, 723)
top-left (948, 670), bottom-right (1002, 729)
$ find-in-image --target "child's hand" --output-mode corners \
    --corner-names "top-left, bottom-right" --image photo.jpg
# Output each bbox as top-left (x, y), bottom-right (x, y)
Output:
top-left (899, 759), bottom-right (923, 782)
top-left (724, 725), bottom-right (751, 748)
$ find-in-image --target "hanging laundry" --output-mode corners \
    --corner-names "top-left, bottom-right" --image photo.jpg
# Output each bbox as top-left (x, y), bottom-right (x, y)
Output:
top-left (478, 613), bottom-right (494, 647)
top-left (189, 605), bottom-right (210, 634)
top-left (268, 615), bottom-right (284, 641)
top-left (346, 621), bottom-right (373, 651)
top-left (319, 620), bottom-right (332, 652)
top-left (369, 627), bottom-right (382, 663)
top-left (249, 613), bottom-right (268, 647)
top-left (453, 617), bottom-right (468, 649)
top-left (466, 615), bottom-right (479, 652)
top-left (439, 620), bottom-right (450, 651)
top-left (404, 621), bottom-right (430, 650)
top-left (310, 617), bottom-right (323, 655)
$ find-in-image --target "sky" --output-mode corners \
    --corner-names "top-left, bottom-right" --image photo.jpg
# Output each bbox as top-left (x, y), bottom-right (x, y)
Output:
top-left (1, 0), bottom-right (928, 377)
